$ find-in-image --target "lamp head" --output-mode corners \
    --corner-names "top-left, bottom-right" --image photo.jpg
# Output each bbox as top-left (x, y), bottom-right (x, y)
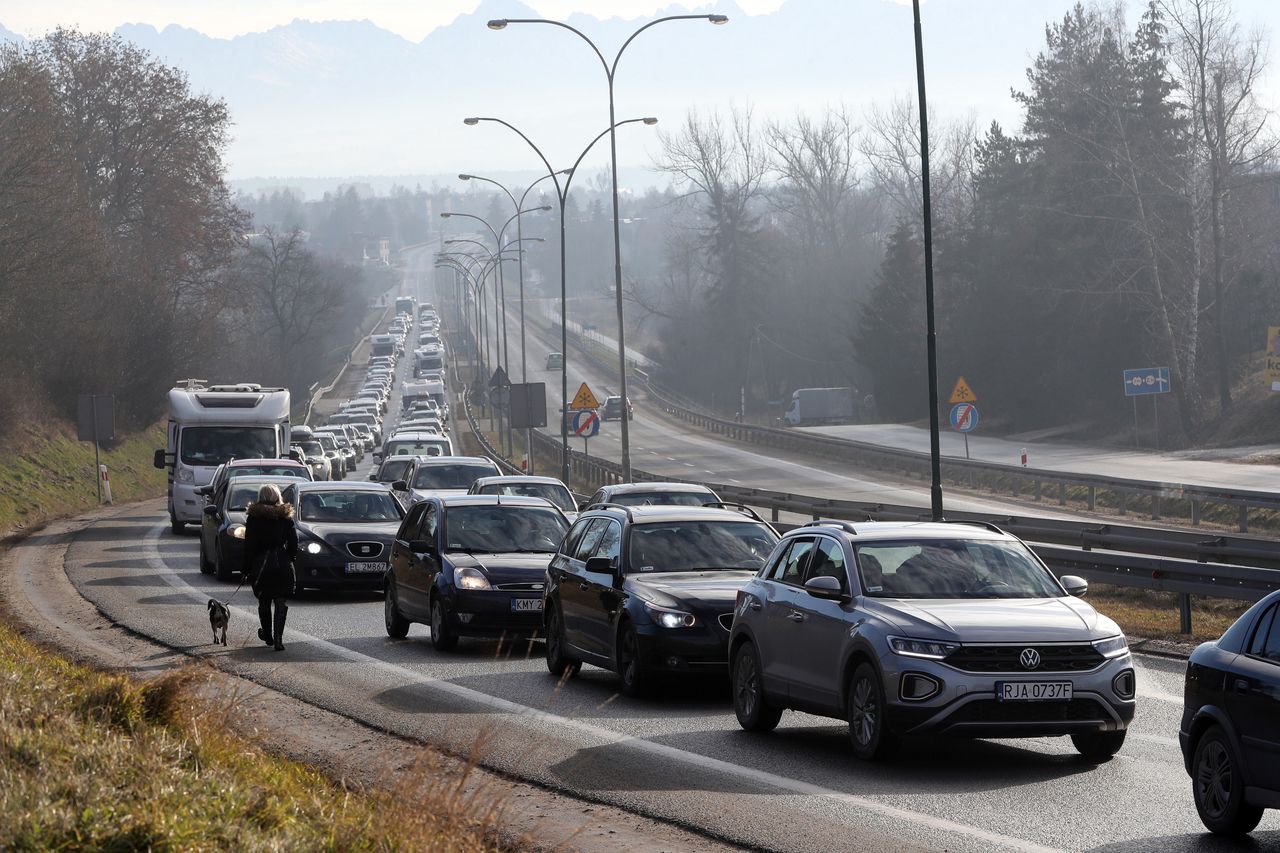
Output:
top-left (708, 14), bottom-right (729, 24)
top-left (463, 117), bottom-right (480, 126)
top-left (458, 173), bottom-right (472, 181)
top-left (558, 169), bottom-right (572, 176)
top-left (487, 19), bottom-right (508, 30)
top-left (538, 205), bottom-right (552, 211)
top-left (642, 117), bottom-right (659, 125)
top-left (440, 212), bottom-right (451, 218)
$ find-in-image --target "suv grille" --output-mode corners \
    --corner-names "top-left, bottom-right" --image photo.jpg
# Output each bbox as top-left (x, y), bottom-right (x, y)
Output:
top-left (718, 613), bottom-right (735, 632)
top-left (345, 541), bottom-right (385, 559)
top-left (945, 644), bottom-right (1104, 673)
top-left (949, 698), bottom-right (1108, 725)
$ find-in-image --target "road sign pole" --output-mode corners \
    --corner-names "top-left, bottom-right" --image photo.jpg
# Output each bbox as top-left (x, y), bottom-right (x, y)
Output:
top-left (91, 395), bottom-right (102, 504)
top-left (1153, 395), bottom-right (1160, 451)
top-left (963, 433), bottom-right (970, 460)
top-left (1133, 397), bottom-right (1139, 449)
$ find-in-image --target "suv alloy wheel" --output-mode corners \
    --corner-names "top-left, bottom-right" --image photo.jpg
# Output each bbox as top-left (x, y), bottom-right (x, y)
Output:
top-left (733, 642), bottom-right (782, 732)
top-left (846, 662), bottom-right (898, 761)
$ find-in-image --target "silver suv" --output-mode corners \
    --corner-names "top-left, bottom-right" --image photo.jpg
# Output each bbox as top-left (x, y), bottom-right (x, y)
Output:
top-left (728, 520), bottom-right (1136, 761)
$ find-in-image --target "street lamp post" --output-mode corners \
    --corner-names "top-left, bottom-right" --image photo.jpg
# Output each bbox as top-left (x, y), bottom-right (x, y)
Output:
top-left (488, 13), bottom-right (727, 481)
top-left (464, 115), bottom-right (658, 484)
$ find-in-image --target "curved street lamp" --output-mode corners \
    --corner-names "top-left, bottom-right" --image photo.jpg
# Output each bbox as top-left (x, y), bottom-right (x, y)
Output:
top-left (488, 13), bottom-right (727, 481)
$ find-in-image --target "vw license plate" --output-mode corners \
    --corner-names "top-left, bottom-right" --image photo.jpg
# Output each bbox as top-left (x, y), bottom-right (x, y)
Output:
top-left (997, 681), bottom-right (1072, 701)
top-left (345, 561), bottom-right (387, 575)
top-left (511, 598), bottom-right (544, 613)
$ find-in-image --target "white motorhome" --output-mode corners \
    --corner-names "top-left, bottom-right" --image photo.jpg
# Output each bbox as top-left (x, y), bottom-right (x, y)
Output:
top-left (154, 381), bottom-right (292, 532)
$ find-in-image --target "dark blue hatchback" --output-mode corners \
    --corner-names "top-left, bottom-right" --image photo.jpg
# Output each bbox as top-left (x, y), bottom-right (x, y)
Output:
top-left (1181, 589), bottom-right (1280, 835)
top-left (383, 495), bottom-right (570, 651)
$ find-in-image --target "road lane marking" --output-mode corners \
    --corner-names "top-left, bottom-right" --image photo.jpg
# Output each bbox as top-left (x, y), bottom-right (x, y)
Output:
top-left (139, 521), bottom-right (1062, 853)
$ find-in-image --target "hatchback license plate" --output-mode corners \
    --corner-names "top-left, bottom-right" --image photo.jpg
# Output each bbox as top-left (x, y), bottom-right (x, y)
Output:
top-left (997, 681), bottom-right (1072, 701)
top-left (345, 561), bottom-right (387, 575)
top-left (511, 598), bottom-right (544, 613)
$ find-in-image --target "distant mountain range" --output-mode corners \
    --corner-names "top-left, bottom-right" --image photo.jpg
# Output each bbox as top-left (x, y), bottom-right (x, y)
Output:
top-left (3, 0), bottom-right (1275, 188)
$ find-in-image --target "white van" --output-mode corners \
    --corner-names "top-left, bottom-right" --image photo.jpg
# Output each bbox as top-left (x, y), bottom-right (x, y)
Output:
top-left (154, 381), bottom-right (291, 532)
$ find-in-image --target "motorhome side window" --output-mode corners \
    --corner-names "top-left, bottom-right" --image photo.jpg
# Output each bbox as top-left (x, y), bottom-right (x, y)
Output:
top-left (179, 426), bottom-right (276, 466)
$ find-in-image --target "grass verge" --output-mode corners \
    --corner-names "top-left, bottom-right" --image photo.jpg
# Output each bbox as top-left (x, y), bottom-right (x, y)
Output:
top-left (0, 420), bottom-right (166, 537)
top-left (1086, 583), bottom-right (1249, 645)
top-left (0, 618), bottom-right (503, 851)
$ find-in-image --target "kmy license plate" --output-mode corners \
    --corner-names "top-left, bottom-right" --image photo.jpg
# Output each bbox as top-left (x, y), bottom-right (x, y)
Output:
top-left (345, 561), bottom-right (388, 575)
top-left (996, 681), bottom-right (1072, 701)
top-left (511, 597), bottom-right (544, 613)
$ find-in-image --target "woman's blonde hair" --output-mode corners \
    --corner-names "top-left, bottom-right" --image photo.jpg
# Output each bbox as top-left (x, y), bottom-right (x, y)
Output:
top-left (257, 484), bottom-right (282, 505)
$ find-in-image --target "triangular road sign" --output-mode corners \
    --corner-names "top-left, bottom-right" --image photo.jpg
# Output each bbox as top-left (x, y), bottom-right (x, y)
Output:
top-left (570, 382), bottom-right (600, 410)
top-left (489, 366), bottom-right (510, 388)
top-left (949, 376), bottom-right (977, 404)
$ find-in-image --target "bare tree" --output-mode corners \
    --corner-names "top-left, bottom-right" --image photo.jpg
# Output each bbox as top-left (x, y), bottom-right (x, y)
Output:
top-left (765, 107), bottom-right (862, 250)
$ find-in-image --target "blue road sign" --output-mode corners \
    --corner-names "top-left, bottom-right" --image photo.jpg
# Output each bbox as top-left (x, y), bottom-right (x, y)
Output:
top-left (571, 410), bottom-right (600, 438)
top-left (1123, 367), bottom-right (1171, 397)
top-left (949, 402), bottom-right (979, 433)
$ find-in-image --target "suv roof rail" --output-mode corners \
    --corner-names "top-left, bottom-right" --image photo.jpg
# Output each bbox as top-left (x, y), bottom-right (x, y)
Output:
top-left (583, 502), bottom-right (635, 520)
top-left (704, 501), bottom-right (769, 525)
top-left (801, 518), bottom-right (870, 534)
top-left (942, 519), bottom-right (1005, 534)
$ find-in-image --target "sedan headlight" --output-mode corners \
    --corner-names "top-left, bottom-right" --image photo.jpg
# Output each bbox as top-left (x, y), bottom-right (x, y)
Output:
top-left (1093, 635), bottom-right (1129, 658)
top-left (229, 524), bottom-right (246, 540)
top-left (304, 541), bottom-right (324, 555)
top-left (888, 636), bottom-right (960, 659)
top-left (643, 602), bottom-right (696, 629)
top-left (454, 566), bottom-right (491, 590)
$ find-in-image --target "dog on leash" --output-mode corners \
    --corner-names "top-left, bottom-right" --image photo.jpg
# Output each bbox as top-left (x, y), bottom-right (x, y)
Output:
top-left (207, 599), bottom-right (229, 645)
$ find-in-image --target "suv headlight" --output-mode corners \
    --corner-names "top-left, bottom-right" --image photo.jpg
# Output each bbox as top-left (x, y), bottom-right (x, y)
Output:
top-left (644, 602), bottom-right (696, 629)
top-left (230, 524), bottom-right (246, 540)
top-left (1093, 635), bottom-right (1129, 658)
top-left (454, 566), bottom-right (491, 590)
top-left (888, 636), bottom-right (960, 659)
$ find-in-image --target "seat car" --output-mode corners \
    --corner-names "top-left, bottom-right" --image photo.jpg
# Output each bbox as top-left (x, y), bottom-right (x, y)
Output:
top-left (543, 504), bottom-right (779, 696)
top-left (469, 475), bottom-right (578, 521)
top-left (280, 481), bottom-right (406, 591)
top-left (728, 520), bottom-right (1136, 761)
top-left (384, 495), bottom-right (571, 650)
top-left (200, 475), bottom-right (306, 581)
top-left (403, 456), bottom-right (502, 503)
top-left (583, 481), bottom-right (721, 510)
top-left (198, 457), bottom-right (313, 503)
top-left (1180, 589), bottom-right (1280, 835)
top-left (601, 395), bottom-right (633, 421)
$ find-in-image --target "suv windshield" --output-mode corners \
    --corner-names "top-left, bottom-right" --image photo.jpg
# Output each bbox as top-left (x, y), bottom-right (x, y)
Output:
top-left (612, 491), bottom-right (715, 507)
top-left (854, 538), bottom-right (1063, 599)
top-left (413, 463), bottom-right (497, 491)
top-left (298, 490), bottom-right (402, 522)
top-left (444, 505), bottom-right (568, 553)
top-left (180, 426), bottom-right (276, 467)
top-left (482, 483), bottom-right (575, 513)
top-left (628, 521), bottom-right (778, 573)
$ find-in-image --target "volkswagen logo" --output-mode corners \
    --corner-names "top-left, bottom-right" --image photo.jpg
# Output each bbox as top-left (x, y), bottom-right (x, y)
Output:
top-left (1019, 648), bottom-right (1042, 670)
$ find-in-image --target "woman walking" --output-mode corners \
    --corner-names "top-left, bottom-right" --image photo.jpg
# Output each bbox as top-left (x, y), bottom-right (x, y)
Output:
top-left (243, 483), bottom-right (298, 651)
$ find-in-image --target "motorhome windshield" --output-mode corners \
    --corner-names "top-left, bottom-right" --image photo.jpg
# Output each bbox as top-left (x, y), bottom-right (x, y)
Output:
top-left (179, 427), bottom-right (276, 467)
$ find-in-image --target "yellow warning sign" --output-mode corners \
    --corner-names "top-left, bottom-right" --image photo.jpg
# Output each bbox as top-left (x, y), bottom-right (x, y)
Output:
top-left (570, 382), bottom-right (600, 411)
top-left (949, 376), bottom-right (977, 404)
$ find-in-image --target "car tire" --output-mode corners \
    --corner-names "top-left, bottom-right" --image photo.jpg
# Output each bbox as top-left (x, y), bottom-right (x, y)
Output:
top-left (545, 604), bottom-right (581, 679)
top-left (1071, 730), bottom-right (1127, 762)
top-left (170, 515), bottom-right (184, 534)
top-left (198, 539), bottom-right (213, 574)
top-left (732, 642), bottom-right (783, 733)
top-left (429, 595), bottom-right (458, 652)
top-left (1191, 726), bottom-right (1264, 835)
top-left (384, 581), bottom-right (410, 639)
top-left (846, 662), bottom-right (898, 761)
top-left (616, 620), bottom-right (650, 697)
top-left (213, 543), bottom-right (233, 582)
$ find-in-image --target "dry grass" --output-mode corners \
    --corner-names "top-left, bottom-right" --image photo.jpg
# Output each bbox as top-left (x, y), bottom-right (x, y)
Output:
top-left (1085, 583), bottom-right (1250, 644)
top-left (0, 619), bottom-right (506, 851)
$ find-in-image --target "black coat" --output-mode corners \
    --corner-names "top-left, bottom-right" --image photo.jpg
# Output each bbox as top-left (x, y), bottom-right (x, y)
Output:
top-left (244, 502), bottom-right (298, 599)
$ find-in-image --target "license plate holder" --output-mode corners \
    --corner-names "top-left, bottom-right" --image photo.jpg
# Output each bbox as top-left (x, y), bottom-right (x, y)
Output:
top-left (345, 561), bottom-right (387, 575)
top-left (511, 597), bottom-right (544, 613)
top-left (996, 681), bottom-right (1072, 701)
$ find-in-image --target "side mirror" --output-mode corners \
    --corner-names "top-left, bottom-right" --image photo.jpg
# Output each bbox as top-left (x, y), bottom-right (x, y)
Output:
top-left (392, 480), bottom-right (409, 492)
top-left (409, 539), bottom-right (436, 556)
top-left (202, 505), bottom-right (219, 517)
top-left (373, 451), bottom-right (383, 460)
top-left (153, 449), bottom-right (166, 470)
top-left (1060, 575), bottom-right (1088, 597)
top-left (196, 485), bottom-right (211, 496)
top-left (584, 556), bottom-right (614, 576)
top-left (804, 575), bottom-right (849, 602)
top-left (577, 501), bottom-right (590, 513)
top-left (368, 473), bottom-right (377, 481)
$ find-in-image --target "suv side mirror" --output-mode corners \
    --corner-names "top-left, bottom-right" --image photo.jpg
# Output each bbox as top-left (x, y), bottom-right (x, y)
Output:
top-left (391, 480), bottom-right (408, 492)
top-left (804, 575), bottom-right (849, 602)
top-left (153, 449), bottom-right (166, 470)
top-left (584, 556), bottom-right (614, 576)
top-left (202, 504), bottom-right (219, 517)
top-left (1060, 575), bottom-right (1088, 597)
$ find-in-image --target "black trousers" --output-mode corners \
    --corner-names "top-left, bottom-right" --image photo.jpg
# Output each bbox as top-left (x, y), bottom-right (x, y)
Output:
top-left (258, 595), bottom-right (287, 635)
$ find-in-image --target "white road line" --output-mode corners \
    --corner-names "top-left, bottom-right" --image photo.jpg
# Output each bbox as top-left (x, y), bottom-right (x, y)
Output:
top-left (140, 522), bottom-right (1062, 853)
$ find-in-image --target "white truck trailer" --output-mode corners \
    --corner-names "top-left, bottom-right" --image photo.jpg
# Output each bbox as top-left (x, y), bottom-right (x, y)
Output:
top-left (154, 381), bottom-right (292, 532)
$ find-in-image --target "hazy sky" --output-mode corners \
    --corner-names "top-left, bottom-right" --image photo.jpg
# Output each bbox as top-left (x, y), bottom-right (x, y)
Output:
top-left (4, 1), bottom-right (795, 40)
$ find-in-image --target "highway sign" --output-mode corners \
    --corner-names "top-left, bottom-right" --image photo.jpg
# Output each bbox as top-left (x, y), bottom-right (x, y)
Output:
top-left (489, 366), bottom-right (510, 389)
top-left (571, 410), bottom-right (600, 437)
top-left (570, 382), bottom-right (600, 411)
top-left (949, 376), bottom-right (977, 404)
top-left (509, 382), bottom-right (547, 429)
top-left (1268, 327), bottom-right (1280, 392)
top-left (949, 402), bottom-right (979, 433)
top-left (1122, 367), bottom-right (1171, 397)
